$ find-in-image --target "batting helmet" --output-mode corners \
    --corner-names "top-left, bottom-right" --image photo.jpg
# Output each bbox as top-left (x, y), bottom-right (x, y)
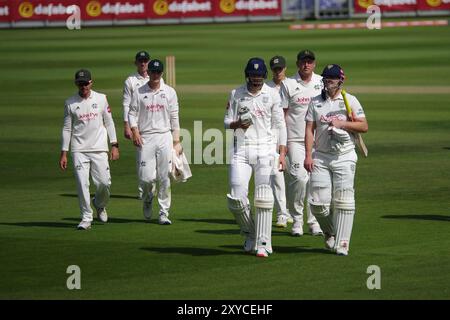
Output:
top-left (244, 57), bottom-right (268, 79)
top-left (321, 64), bottom-right (345, 80)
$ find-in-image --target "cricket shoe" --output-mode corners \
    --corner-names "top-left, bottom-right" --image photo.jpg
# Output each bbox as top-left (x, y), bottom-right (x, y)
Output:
top-left (324, 234), bottom-right (335, 250)
top-left (243, 237), bottom-right (256, 253)
top-left (287, 214), bottom-right (294, 224)
top-left (256, 247), bottom-right (270, 258)
top-left (275, 215), bottom-right (288, 228)
top-left (291, 221), bottom-right (303, 236)
top-left (158, 213), bottom-right (172, 225)
top-left (93, 198), bottom-right (108, 223)
top-left (336, 241), bottom-right (349, 256)
top-left (309, 223), bottom-right (323, 236)
top-left (143, 200), bottom-right (152, 221)
top-left (77, 221), bottom-right (91, 230)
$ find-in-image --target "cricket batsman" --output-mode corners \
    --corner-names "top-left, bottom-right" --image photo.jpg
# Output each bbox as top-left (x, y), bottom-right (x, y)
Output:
top-left (59, 69), bottom-right (120, 230)
top-left (128, 59), bottom-right (182, 225)
top-left (304, 64), bottom-right (368, 255)
top-left (224, 57), bottom-right (287, 258)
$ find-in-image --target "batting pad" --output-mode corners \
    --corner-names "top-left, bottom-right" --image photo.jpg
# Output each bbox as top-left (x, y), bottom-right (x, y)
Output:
top-left (254, 184), bottom-right (275, 209)
top-left (227, 194), bottom-right (255, 238)
top-left (254, 185), bottom-right (274, 253)
top-left (333, 189), bottom-right (355, 251)
top-left (309, 201), bottom-right (334, 236)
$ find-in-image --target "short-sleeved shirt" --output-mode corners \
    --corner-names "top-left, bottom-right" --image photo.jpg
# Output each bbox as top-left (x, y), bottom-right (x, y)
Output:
top-left (281, 72), bottom-right (323, 143)
top-left (306, 91), bottom-right (365, 154)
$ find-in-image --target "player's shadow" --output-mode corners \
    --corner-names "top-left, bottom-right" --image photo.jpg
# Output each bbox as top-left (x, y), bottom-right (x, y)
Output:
top-left (220, 245), bottom-right (333, 255)
top-left (195, 229), bottom-right (289, 236)
top-left (0, 221), bottom-right (76, 228)
top-left (382, 214), bottom-right (449, 222)
top-left (59, 193), bottom-right (139, 200)
top-left (62, 217), bottom-right (150, 224)
top-left (179, 218), bottom-right (236, 225)
top-left (140, 246), bottom-right (244, 256)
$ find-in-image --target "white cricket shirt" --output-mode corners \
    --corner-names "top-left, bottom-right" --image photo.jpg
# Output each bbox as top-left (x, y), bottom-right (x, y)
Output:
top-left (266, 80), bottom-right (282, 92)
top-left (123, 73), bottom-right (165, 122)
top-left (61, 90), bottom-right (117, 152)
top-left (224, 83), bottom-right (287, 146)
top-left (281, 72), bottom-right (323, 143)
top-left (123, 72), bottom-right (149, 122)
top-left (266, 80), bottom-right (283, 147)
top-left (128, 82), bottom-right (180, 134)
top-left (306, 91), bottom-right (366, 155)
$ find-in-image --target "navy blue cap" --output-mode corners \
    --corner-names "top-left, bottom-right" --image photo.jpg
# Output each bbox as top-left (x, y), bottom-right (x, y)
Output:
top-left (321, 64), bottom-right (345, 80)
top-left (245, 57), bottom-right (268, 78)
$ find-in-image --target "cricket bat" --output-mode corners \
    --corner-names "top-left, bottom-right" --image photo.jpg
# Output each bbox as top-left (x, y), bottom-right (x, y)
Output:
top-left (341, 89), bottom-right (368, 157)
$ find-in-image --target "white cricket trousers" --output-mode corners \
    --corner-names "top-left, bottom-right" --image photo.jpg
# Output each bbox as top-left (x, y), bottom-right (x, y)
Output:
top-left (309, 150), bottom-right (357, 207)
top-left (287, 141), bottom-right (319, 225)
top-left (229, 144), bottom-right (274, 201)
top-left (271, 145), bottom-right (288, 216)
top-left (72, 151), bottom-right (111, 222)
top-left (309, 150), bottom-right (357, 248)
top-left (137, 131), bottom-right (172, 215)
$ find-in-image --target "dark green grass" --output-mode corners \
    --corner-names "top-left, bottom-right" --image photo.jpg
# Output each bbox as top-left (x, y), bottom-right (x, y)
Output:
top-left (0, 22), bottom-right (449, 299)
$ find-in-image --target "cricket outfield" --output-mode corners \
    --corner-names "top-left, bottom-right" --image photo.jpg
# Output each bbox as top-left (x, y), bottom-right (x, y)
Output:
top-left (0, 21), bottom-right (449, 299)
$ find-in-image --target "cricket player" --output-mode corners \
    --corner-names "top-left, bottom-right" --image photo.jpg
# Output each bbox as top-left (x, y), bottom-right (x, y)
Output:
top-left (123, 50), bottom-right (152, 199)
top-left (280, 50), bottom-right (323, 236)
top-left (224, 57), bottom-right (287, 258)
top-left (59, 69), bottom-right (120, 230)
top-left (128, 59), bottom-right (182, 225)
top-left (266, 55), bottom-right (292, 228)
top-left (304, 64), bottom-right (368, 256)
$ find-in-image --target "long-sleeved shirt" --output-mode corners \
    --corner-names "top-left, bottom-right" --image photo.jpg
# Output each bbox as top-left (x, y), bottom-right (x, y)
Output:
top-left (122, 72), bottom-right (150, 122)
top-left (128, 82), bottom-right (179, 134)
top-left (61, 90), bottom-right (117, 152)
top-left (266, 79), bottom-right (284, 148)
top-left (224, 83), bottom-right (287, 147)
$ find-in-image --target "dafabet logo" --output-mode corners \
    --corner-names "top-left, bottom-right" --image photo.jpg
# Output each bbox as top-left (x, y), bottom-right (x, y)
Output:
top-left (153, 0), bottom-right (169, 15)
top-left (426, 0), bottom-right (442, 6)
top-left (358, 0), bottom-right (374, 8)
top-left (18, 2), bottom-right (34, 18)
top-left (86, 1), bottom-right (102, 17)
top-left (220, 0), bottom-right (236, 13)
